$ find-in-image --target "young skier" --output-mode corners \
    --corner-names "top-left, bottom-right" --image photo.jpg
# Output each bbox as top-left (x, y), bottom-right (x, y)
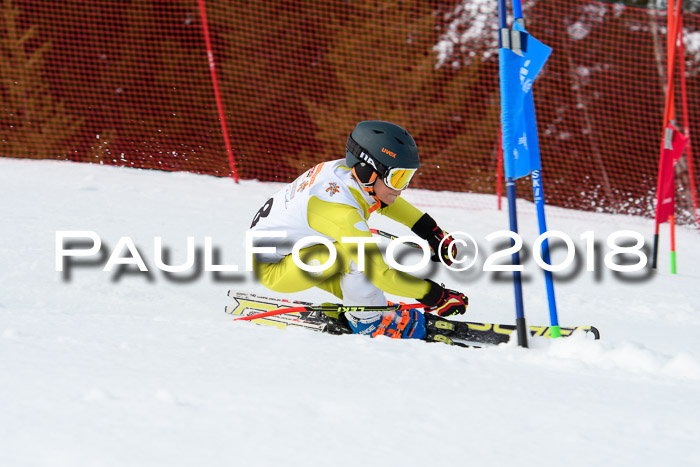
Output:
top-left (249, 120), bottom-right (469, 343)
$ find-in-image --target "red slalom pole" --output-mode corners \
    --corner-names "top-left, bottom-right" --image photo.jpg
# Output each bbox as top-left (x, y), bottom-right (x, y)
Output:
top-left (670, 214), bottom-right (677, 274)
top-left (677, 16), bottom-right (700, 230)
top-left (652, 0), bottom-right (683, 269)
top-left (496, 131), bottom-right (504, 210)
top-left (235, 303), bottom-right (428, 322)
top-left (198, 0), bottom-right (239, 182)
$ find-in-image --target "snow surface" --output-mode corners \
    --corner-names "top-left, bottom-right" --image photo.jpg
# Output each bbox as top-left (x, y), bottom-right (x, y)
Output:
top-left (1, 157), bottom-right (699, 467)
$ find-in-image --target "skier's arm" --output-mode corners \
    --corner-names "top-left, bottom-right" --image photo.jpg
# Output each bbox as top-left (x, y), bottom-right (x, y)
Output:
top-left (307, 197), bottom-right (430, 299)
top-left (379, 197), bottom-right (459, 266)
top-left (376, 196), bottom-right (423, 228)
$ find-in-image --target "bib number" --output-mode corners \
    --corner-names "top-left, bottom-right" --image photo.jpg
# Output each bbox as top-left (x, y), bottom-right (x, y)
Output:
top-left (250, 198), bottom-right (274, 228)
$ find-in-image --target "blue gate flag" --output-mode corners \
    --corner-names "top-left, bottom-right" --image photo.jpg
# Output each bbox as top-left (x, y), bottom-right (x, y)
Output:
top-left (500, 23), bottom-right (551, 180)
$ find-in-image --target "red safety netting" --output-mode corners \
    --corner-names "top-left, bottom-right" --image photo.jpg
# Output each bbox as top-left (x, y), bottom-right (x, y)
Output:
top-left (1, 0), bottom-right (698, 223)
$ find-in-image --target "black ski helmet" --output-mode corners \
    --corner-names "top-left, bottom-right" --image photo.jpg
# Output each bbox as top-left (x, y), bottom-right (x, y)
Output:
top-left (345, 121), bottom-right (420, 182)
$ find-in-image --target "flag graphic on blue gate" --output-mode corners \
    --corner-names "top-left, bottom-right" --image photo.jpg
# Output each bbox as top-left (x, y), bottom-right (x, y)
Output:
top-left (500, 22), bottom-right (551, 180)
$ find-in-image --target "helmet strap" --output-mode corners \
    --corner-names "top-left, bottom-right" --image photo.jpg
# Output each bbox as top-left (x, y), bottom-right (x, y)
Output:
top-left (368, 197), bottom-right (385, 214)
top-left (352, 166), bottom-right (384, 213)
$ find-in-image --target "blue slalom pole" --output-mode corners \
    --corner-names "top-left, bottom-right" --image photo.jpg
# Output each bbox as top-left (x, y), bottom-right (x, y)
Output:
top-left (498, 0), bottom-right (507, 29)
top-left (532, 170), bottom-right (561, 336)
top-left (499, 0), bottom-right (528, 348)
top-left (506, 179), bottom-right (528, 347)
top-left (512, 0), bottom-right (523, 22)
top-left (513, 0), bottom-right (562, 337)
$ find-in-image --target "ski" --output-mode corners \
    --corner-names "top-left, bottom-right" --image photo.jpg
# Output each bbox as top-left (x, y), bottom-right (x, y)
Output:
top-left (233, 300), bottom-right (425, 323)
top-left (225, 291), bottom-right (350, 334)
top-left (226, 291), bottom-right (600, 346)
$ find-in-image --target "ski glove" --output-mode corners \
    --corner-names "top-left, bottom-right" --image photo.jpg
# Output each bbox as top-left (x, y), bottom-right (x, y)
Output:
top-left (419, 279), bottom-right (469, 317)
top-left (411, 213), bottom-right (457, 266)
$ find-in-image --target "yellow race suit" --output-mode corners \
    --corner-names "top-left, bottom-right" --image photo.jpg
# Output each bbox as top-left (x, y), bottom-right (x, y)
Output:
top-left (250, 159), bottom-right (431, 302)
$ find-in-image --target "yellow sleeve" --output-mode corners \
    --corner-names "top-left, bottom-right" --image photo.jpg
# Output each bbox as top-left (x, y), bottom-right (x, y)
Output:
top-left (308, 196), bottom-right (430, 300)
top-left (377, 196), bottom-right (424, 229)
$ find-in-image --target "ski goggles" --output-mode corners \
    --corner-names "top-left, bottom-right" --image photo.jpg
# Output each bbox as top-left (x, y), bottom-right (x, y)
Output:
top-left (384, 167), bottom-right (417, 191)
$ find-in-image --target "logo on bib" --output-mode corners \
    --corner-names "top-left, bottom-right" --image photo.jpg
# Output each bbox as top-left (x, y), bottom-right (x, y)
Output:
top-left (326, 182), bottom-right (340, 197)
